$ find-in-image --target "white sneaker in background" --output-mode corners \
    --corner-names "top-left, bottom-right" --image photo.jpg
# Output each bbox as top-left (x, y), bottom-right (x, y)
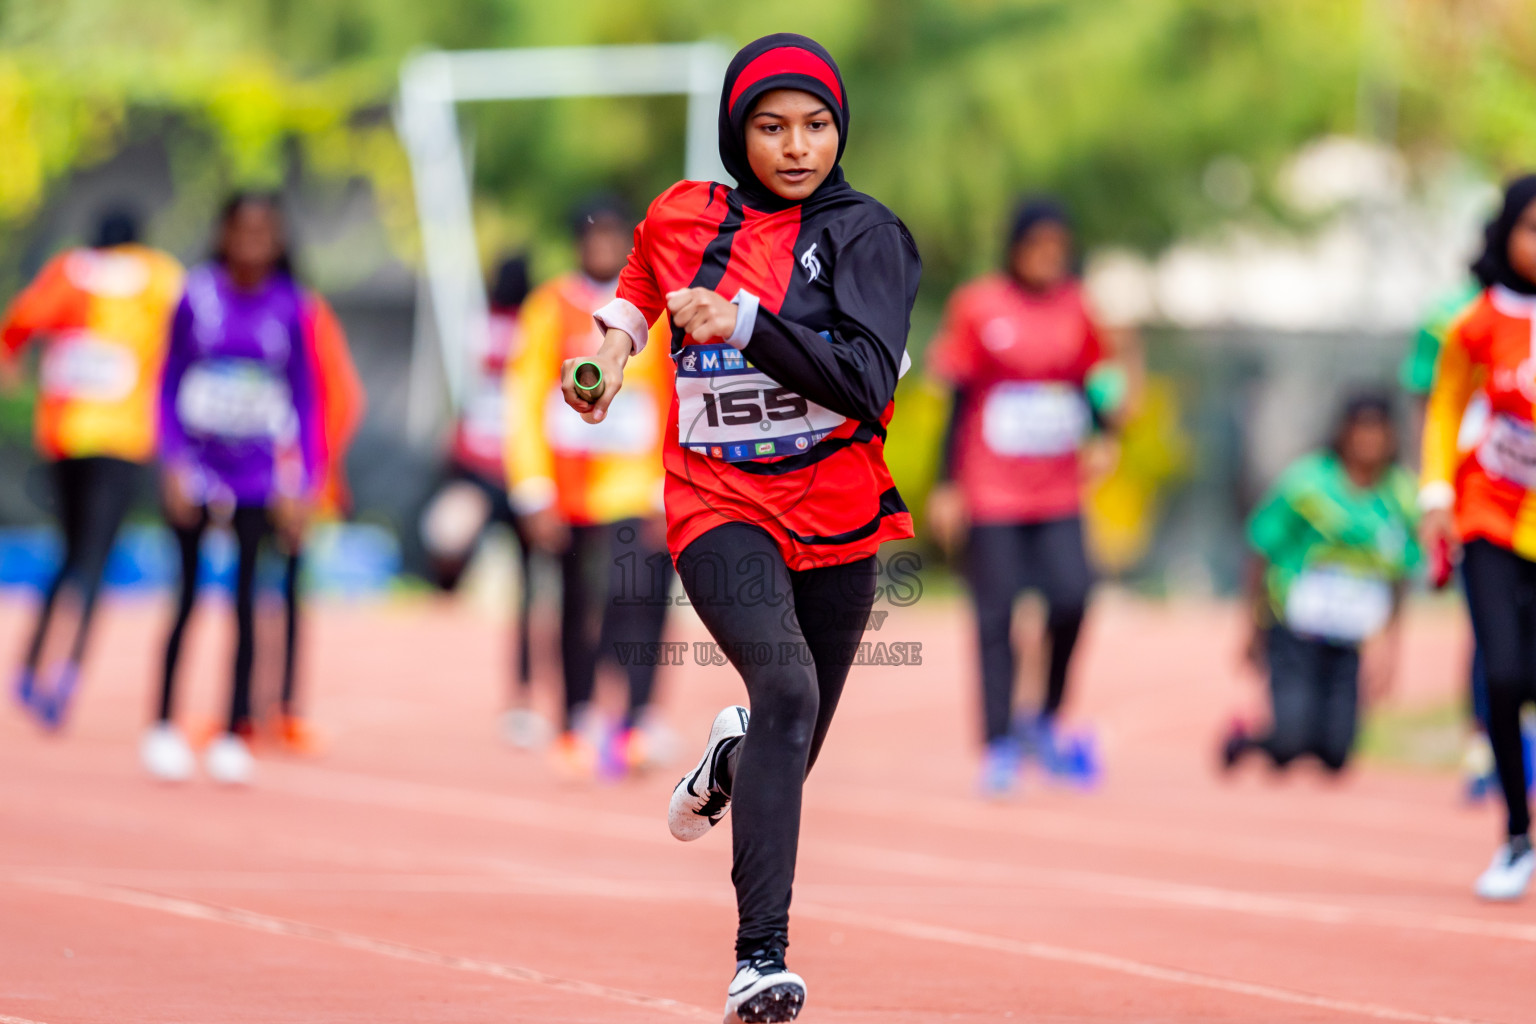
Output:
top-left (639, 710), bottom-right (679, 766)
top-left (140, 723), bottom-right (195, 783)
top-left (204, 733), bottom-right (255, 786)
top-left (500, 707), bottom-right (552, 750)
top-left (1475, 837), bottom-right (1534, 901)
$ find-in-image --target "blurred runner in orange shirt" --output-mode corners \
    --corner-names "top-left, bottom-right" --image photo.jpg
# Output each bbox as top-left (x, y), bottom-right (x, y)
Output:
top-left (2, 208), bottom-right (183, 728)
top-left (506, 197), bottom-right (674, 778)
top-left (1421, 174), bottom-right (1536, 900)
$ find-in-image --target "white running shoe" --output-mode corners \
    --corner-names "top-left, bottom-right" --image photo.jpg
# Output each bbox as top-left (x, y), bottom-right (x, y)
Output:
top-left (638, 709), bottom-right (680, 766)
top-left (1475, 837), bottom-right (1535, 901)
top-left (140, 723), bottom-right (195, 783)
top-left (205, 733), bottom-right (255, 786)
top-left (500, 707), bottom-right (551, 750)
top-left (668, 706), bottom-right (747, 841)
top-left (723, 948), bottom-right (805, 1024)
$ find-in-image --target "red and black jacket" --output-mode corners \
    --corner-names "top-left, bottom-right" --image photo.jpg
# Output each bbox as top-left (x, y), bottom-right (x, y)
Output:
top-left (595, 34), bottom-right (922, 569)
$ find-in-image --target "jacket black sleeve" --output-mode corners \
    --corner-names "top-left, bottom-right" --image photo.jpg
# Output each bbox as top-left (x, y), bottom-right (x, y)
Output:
top-left (741, 221), bottom-right (921, 424)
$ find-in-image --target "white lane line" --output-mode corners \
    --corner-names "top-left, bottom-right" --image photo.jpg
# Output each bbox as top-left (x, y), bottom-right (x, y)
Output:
top-left (14, 870), bottom-right (1501, 1024)
top-left (0, 1014), bottom-right (54, 1024)
top-left (20, 876), bottom-right (714, 1022)
top-left (256, 764), bottom-right (1531, 945)
top-left (795, 902), bottom-right (1501, 1024)
top-left (813, 783), bottom-right (1470, 885)
top-left (810, 842), bottom-right (1536, 944)
top-left (265, 761), bottom-right (1472, 884)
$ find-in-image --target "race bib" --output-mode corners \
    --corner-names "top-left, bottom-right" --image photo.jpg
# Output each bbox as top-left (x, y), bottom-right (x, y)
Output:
top-left (39, 333), bottom-right (138, 401)
top-left (177, 359), bottom-right (293, 441)
top-left (544, 386), bottom-right (656, 455)
top-left (675, 343), bottom-right (845, 463)
top-left (981, 382), bottom-right (1089, 458)
top-left (1285, 567), bottom-right (1392, 644)
top-left (1478, 414), bottom-right (1536, 490)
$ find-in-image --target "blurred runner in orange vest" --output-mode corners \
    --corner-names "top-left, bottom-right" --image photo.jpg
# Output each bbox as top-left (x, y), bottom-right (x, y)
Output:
top-left (2, 208), bottom-right (183, 728)
top-left (506, 197), bottom-right (675, 778)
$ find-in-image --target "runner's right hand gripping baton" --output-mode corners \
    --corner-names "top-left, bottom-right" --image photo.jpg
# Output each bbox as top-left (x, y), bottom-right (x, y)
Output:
top-left (571, 360), bottom-right (604, 404)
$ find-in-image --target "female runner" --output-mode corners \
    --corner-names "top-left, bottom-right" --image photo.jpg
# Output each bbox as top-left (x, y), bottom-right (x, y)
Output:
top-left (926, 197), bottom-right (1137, 794)
top-left (1422, 173), bottom-right (1536, 899)
top-left (562, 34), bottom-right (920, 1022)
top-left (148, 192), bottom-right (319, 784)
top-left (2, 209), bottom-right (183, 727)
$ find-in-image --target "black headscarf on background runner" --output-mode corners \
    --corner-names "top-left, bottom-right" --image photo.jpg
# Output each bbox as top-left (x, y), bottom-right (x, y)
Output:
top-left (719, 33), bottom-right (851, 210)
top-left (1006, 196), bottom-right (1071, 253)
top-left (1003, 194), bottom-right (1083, 283)
top-left (1472, 174), bottom-right (1536, 296)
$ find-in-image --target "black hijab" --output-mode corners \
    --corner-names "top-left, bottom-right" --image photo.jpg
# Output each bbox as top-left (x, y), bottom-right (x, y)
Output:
top-left (1006, 195), bottom-right (1071, 254)
top-left (718, 33), bottom-right (851, 210)
top-left (1472, 174), bottom-right (1536, 296)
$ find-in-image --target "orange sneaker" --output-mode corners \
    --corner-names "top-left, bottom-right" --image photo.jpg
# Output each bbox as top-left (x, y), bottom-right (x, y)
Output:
top-left (552, 730), bottom-right (596, 780)
top-left (273, 714), bottom-right (326, 757)
top-left (183, 715), bottom-right (223, 752)
top-left (612, 727), bottom-right (653, 775)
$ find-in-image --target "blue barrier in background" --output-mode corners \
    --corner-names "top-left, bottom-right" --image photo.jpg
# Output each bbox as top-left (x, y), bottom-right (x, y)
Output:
top-left (0, 523), bottom-right (400, 597)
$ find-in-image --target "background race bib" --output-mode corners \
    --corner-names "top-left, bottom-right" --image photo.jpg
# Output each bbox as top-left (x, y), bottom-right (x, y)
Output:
top-left (40, 333), bottom-right (138, 401)
top-left (675, 343), bottom-right (845, 463)
top-left (544, 386), bottom-right (656, 455)
top-left (177, 359), bottom-right (292, 441)
top-left (981, 381), bottom-right (1089, 457)
top-left (1477, 414), bottom-right (1536, 490)
top-left (1284, 567), bottom-right (1392, 643)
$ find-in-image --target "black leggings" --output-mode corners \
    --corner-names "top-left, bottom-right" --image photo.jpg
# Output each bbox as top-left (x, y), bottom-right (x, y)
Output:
top-left (158, 506), bottom-right (272, 734)
top-left (281, 549), bottom-right (301, 714)
top-left (1245, 625), bottom-right (1360, 772)
top-left (559, 519), bottom-right (674, 731)
top-left (964, 518), bottom-right (1093, 743)
top-left (25, 457), bottom-right (140, 669)
top-left (1462, 539), bottom-right (1536, 837)
top-left (676, 523), bottom-right (877, 959)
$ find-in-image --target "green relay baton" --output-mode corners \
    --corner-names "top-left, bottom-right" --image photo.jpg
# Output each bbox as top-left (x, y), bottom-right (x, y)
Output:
top-left (571, 359), bottom-right (604, 403)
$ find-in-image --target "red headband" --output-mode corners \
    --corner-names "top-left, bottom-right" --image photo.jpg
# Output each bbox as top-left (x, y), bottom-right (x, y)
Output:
top-left (728, 46), bottom-right (844, 114)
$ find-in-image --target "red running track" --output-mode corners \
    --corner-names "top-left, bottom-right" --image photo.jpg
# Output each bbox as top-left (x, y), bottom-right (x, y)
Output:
top-left (0, 591), bottom-right (1526, 1023)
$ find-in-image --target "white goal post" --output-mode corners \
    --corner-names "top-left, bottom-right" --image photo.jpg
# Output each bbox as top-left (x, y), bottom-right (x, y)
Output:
top-left (396, 43), bottom-right (732, 432)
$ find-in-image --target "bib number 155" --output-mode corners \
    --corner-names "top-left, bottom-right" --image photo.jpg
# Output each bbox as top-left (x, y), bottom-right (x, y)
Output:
top-left (700, 387), bottom-right (809, 427)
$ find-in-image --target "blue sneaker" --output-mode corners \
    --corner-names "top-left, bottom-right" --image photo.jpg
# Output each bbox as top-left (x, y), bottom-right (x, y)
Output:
top-left (1055, 730), bottom-right (1102, 788)
top-left (1524, 725), bottom-right (1536, 789)
top-left (37, 661), bottom-right (79, 731)
top-left (1022, 714), bottom-right (1101, 787)
top-left (978, 738), bottom-right (1021, 798)
top-left (13, 667), bottom-right (38, 711)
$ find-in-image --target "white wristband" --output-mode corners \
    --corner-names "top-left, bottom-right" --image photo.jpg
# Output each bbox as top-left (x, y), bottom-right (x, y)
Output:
top-left (592, 298), bottom-right (649, 356)
top-left (726, 290), bottom-right (760, 350)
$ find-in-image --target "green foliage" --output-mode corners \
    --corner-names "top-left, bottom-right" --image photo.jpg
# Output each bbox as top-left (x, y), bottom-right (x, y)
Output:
top-left (1, 0), bottom-right (1535, 302)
